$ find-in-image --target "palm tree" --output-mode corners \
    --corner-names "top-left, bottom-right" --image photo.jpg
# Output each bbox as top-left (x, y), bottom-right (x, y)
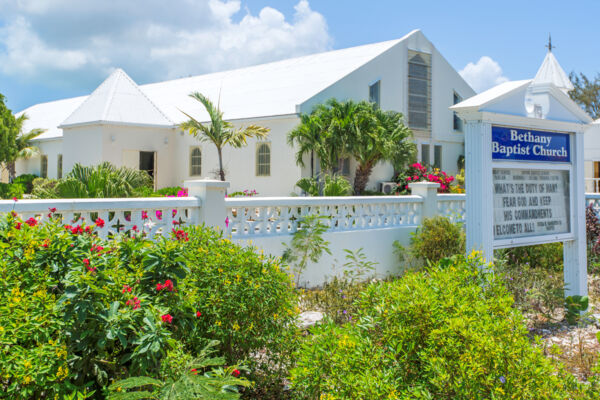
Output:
top-left (7, 114), bottom-right (44, 181)
top-left (288, 99), bottom-right (416, 195)
top-left (179, 92), bottom-right (270, 181)
top-left (349, 106), bottom-right (416, 194)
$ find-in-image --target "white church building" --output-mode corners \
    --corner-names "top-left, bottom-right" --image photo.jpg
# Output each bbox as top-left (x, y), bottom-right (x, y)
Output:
top-left (15, 29), bottom-right (475, 195)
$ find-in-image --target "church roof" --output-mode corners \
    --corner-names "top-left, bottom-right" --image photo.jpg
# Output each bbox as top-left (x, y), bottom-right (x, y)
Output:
top-left (59, 68), bottom-right (173, 129)
top-left (18, 31), bottom-right (415, 140)
top-left (532, 51), bottom-right (574, 92)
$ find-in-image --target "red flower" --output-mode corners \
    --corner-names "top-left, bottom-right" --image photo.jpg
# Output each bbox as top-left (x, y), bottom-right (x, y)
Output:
top-left (232, 369), bottom-right (241, 377)
top-left (25, 217), bottom-right (38, 227)
top-left (161, 314), bottom-right (173, 323)
top-left (141, 211), bottom-right (148, 220)
top-left (196, 311), bottom-right (202, 318)
top-left (172, 228), bottom-right (189, 242)
top-left (49, 207), bottom-right (56, 213)
top-left (95, 218), bottom-right (105, 228)
top-left (70, 225), bottom-right (83, 235)
top-left (156, 283), bottom-right (163, 291)
top-left (41, 240), bottom-right (49, 248)
top-left (155, 210), bottom-right (163, 220)
top-left (172, 209), bottom-right (177, 218)
top-left (132, 225), bottom-right (138, 232)
top-left (12, 197), bottom-right (17, 202)
top-left (83, 258), bottom-right (90, 267)
top-left (190, 368), bottom-right (198, 375)
top-left (122, 284), bottom-right (132, 294)
top-left (125, 214), bottom-right (131, 222)
top-left (15, 222), bottom-right (21, 230)
top-left (225, 217), bottom-right (230, 228)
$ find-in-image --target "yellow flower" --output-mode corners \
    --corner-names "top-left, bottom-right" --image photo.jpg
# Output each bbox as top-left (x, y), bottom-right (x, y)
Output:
top-left (23, 360), bottom-right (32, 369)
top-left (232, 322), bottom-right (240, 331)
top-left (273, 313), bottom-right (278, 320)
top-left (23, 376), bottom-right (32, 385)
top-left (215, 320), bottom-right (222, 327)
top-left (218, 268), bottom-right (223, 274)
top-left (0, 326), bottom-right (4, 333)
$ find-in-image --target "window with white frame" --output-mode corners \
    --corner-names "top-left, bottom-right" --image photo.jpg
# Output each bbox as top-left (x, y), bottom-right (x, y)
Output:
top-left (453, 92), bottom-right (463, 131)
top-left (189, 147), bottom-right (202, 176)
top-left (421, 143), bottom-right (430, 166)
top-left (408, 51), bottom-right (431, 132)
top-left (57, 154), bottom-right (63, 179)
top-left (369, 80), bottom-right (381, 108)
top-left (434, 145), bottom-right (442, 169)
top-left (40, 155), bottom-right (48, 178)
top-left (256, 142), bottom-right (271, 176)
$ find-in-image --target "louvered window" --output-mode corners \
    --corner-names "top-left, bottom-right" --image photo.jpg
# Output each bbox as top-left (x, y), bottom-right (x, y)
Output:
top-left (57, 154), bottom-right (63, 179)
top-left (408, 51), bottom-right (431, 133)
top-left (369, 80), bottom-right (381, 108)
top-left (40, 155), bottom-right (48, 178)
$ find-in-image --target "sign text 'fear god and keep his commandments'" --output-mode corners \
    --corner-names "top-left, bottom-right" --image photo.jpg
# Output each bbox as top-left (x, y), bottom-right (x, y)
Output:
top-left (491, 126), bottom-right (571, 241)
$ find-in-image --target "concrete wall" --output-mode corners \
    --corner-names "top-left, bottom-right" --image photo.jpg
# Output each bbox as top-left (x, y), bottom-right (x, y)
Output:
top-left (234, 226), bottom-right (416, 287)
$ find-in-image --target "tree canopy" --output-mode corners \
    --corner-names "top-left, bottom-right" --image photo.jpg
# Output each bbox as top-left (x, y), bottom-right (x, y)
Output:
top-left (569, 72), bottom-right (600, 120)
top-left (288, 99), bottom-right (416, 194)
top-left (0, 94), bottom-right (19, 169)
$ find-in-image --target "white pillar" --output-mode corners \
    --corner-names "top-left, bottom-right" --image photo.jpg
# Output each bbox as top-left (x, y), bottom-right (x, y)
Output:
top-left (409, 181), bottom-right (440, 219)
top-left (184, 179), bottom-right (230, 231)
top-left (564, 131), bottom-right (588, 297)
top-left (465, 121), bottom-right (494, 263)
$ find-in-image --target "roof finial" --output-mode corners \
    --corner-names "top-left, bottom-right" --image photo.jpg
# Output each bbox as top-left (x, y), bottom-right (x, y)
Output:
top-left (545, 34), bottom-right (554, 53)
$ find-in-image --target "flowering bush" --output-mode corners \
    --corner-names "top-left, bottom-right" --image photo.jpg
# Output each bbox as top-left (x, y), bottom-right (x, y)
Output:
top-left (290, 254), bottom-right (583, 398)
top-left (0, 214), bottom-right (297, 398)
top-left (394, 162), bottom-right (455, 193)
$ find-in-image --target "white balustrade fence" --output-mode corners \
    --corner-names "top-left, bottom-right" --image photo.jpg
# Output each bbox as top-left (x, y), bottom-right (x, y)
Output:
top-left (225, 195), bottom-right (423, 237)
top-left (2, 179), bottom-right (596, 286)
top-left (0, 197), bottom-right (201, 239)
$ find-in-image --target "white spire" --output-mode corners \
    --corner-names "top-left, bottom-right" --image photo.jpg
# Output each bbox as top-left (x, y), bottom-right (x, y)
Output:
top-left (60, 68), bottom-right (173, 128)
top-left (532, 51), bottom-right (574, 93)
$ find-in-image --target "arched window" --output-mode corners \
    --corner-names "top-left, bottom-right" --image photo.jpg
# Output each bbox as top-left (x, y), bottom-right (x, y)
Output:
top-left (189, 146), bottom-right (202, 176)
top-left (256, 143), bottom-right (271, 176)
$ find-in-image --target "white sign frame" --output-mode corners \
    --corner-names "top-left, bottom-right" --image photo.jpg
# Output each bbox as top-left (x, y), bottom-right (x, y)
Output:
top-left (461, 113), bottom-right (588, 298)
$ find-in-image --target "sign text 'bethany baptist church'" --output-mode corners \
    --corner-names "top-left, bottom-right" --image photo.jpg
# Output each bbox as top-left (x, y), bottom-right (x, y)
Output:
top-left (491, 126), bottom-right (571, 241)
top-left (491, 126), bottom-right (570, 163)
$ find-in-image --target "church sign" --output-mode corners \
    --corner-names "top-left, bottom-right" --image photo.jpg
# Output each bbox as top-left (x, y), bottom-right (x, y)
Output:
top-left (490, 125), bottom-right (573, 247)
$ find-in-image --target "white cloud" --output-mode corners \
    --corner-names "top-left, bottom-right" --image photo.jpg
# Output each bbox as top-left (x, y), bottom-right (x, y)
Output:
top-left (459, 56), bottom-right (509, 93)
top-left (0, 0), bottom-right (332, 90)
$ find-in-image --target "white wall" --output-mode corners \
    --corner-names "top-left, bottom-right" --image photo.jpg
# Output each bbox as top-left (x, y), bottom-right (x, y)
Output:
top-left (173, 116), bottom-right (303, 196)
top-left (234, 226), bottom-right (417, 287)
top-left (99, 125), bottom-right (177, 189)
top-left (16, 138), bottom-right (63, 179)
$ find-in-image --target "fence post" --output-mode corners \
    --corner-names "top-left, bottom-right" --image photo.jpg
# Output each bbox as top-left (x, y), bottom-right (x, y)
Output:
top-left (184, 179), bottom-right (230, 231)
top-left (409, 181), bottom-right (440, 220)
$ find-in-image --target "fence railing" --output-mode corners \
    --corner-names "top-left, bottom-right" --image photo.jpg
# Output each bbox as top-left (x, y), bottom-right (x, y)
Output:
top-left (225, 195), bottom-right (424, 237)
top-left (2, 179), bottom-right (599, 242)
top-left (0, 197), bottom-right (201, 239)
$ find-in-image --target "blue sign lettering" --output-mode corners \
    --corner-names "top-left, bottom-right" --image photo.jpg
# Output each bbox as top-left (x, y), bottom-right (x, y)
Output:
top-left (492, 126), bottom-right (570, 163)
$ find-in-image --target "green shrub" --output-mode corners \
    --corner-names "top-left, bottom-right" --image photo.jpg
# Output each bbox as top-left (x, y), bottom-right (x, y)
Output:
top-left (0, 182), bottom-right (25, 199)
top-left (499, 242), bottom-right (563, 272)
top-left (0, 214), bottom-right (297, 398)
top-left (296, 174), bottom-right (352, 196)
top-left (399, 216), bottom-right (465, 265)
top-left (290, 254), bottom-right (583, 399)
top-left (301, 249), bottom-right (376, 324)
top-left (12, 174), bottom-right (38, 194)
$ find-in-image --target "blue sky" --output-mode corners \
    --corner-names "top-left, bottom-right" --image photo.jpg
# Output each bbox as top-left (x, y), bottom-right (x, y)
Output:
top-left (1, 0), bottom-right (598, 112)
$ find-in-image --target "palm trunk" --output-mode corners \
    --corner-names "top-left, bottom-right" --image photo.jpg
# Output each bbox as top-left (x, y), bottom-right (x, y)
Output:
top-left (7, 161), bottom-right (16, 182)
top-left (217, 147), bottom-right (225, 181)
top-left (353, 161), bottom-right (374, 195)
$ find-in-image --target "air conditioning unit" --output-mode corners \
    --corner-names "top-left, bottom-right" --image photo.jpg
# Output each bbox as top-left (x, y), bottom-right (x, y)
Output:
top-left (379, 182), bottom-right (397, 195)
